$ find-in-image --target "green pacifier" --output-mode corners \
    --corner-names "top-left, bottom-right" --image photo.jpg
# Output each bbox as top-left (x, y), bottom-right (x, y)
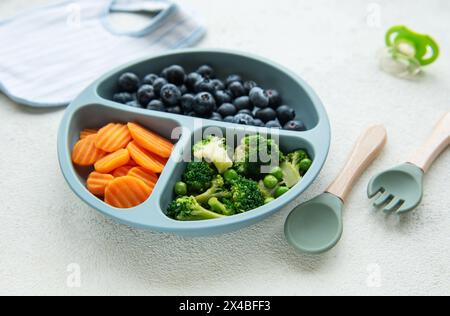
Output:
top-left (380, 25), bottom-right (440, 78)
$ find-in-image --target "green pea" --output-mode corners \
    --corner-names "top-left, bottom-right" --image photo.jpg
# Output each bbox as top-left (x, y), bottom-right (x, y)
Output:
top-left (263, 175), bottom-right (279, 189)
top-left (270, 167), bottom-right (284, 181)
top-left (299, 159), bottom-right (313, 174)
top-left (224, 169), bottom-right (239, 182)
top-left (275, 186), bottom-right (289, 198)
top-left (174, 181), bottom-right (188, 196)
top-left (264, 197), bottom-right (275, 205)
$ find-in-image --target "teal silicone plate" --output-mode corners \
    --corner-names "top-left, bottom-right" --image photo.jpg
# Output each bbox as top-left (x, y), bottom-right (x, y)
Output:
top-left (57, 49), bottom-right (331, 236)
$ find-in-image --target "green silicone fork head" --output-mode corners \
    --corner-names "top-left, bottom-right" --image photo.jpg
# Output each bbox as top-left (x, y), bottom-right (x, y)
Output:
top-left (367, 163), bottom-right (424, 214)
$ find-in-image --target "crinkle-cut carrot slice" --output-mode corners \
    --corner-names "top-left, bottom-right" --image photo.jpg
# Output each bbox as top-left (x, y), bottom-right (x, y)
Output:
top-left (128, 159), bottom-right (138, 166)
top-left (72, 135), bottom-right (107, 166)
top-left (127, 141), bottom-right (165, 173)
top-left (112, 165), bottom-right (134, 177)
top-left (80, 128), bottom-right (98, 139)
top-left (86, 172), bottom-right (114, 196)
top-left (95, 123), bottom-right (132, 153)
top-left (105, 176), bottom-right (152, 209)
top-left (94, 149), bottom-right (130, 174)
top-left (127, 122), bottom-right (174, 158)
top-left (128, 167), bottom-right (158, 188)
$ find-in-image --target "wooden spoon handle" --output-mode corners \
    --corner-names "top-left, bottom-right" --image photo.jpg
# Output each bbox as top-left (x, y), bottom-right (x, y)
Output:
top-left (327, 125), bottom-right (388, 203)
top-left (408, 112), bottom-right (450, 173)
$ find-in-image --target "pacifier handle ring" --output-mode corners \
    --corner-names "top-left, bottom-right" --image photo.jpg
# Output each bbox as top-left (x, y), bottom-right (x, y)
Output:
top-left (421, 36), bottom-right (439, 66)
top-left (385, 25), bottom-right (407, 47)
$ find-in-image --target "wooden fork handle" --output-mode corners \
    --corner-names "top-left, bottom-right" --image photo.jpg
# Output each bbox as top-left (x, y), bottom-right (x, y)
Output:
top-left (408, 112), bottom-right (450, 173)
top-left (327, 125), bottom-right (388, 203)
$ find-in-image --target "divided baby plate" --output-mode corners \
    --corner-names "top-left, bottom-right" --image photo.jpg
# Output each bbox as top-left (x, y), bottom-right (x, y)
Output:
top-left (57, 49), bottom-right (331, 236)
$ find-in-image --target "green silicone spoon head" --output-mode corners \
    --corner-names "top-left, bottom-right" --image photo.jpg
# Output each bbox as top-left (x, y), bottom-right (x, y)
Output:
top-left (284, 193), bottom-right (344, 254)
top-left (368, 163), bottom-right (424, 214)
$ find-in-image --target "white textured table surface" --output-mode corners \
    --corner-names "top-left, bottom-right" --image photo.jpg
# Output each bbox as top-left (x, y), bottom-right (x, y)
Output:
top-left (0, 0), bottom-right (449, 296)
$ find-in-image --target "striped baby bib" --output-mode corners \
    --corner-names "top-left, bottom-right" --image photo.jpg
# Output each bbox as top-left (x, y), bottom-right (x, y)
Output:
top-left (0, 0), bottom-right (205, 107)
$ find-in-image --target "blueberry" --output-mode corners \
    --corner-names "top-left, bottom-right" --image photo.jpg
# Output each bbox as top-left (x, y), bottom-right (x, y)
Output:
top-left (193, 92), bottom-right (216, 117)
top-left (244, 81), bottom-right (258, 94)
top-left (147, 100), bottom-right (166, 112)
top-left (142, 74), bottom-right (159, 85)
top-left (276, 105), bottom-right (296, 124)
top-left (214, 90), bottom-right (232, 105)
top-left (252, 119), bottom-right (265, 127)
top-left (118, 72), bottom-right (140, 93)
top-left (113, 92), bottom-right (133, 104)
top-left (160, 67), bottom-right (169, 79)
top-left (160, 84), bottom-right (181, 106)
top-left (217, 103), bottom-right (237, 117)
top-left (255, 108), bottom-right (277, 123)
top-left (179, 84), bottom-right (188, 95)
top-left (187, 111), bottom-right (197, 117)
top-left (226, 74), bottom-right (243, 86)
top-left (266, 89), bottom-right (282, 108)
top-left (249, 87), bottom-right (269, 108)
top-left (233, 113), bottom-right (254, 125)
top-left (265, 120), bottom-right (282, 129)
top-left (233, 96), bottom-right (252, 111)
top-left (180, 94), bottom-right (195, 113)
top-left (153, 78), bottom-right (168, 95)
top-left (238, 109), bottom-right (254, 117)
top-left (224, 116), bottom-right (235, 123)
top-left (164, 65), bottom-right (186, 85)
top-left (195, 78), bottom-right (216, 93)
top-left (126, 100), bottom-right (141, 108)
top-left (137, 85), bottom-right (155, 106)
top-left (209, 112), bottom-right (223, 121)
top-left (185, 72), bottom-right (203, 91)
top-left (196, 65), bottom-right (214, 78)
top-left (228, 81), bottom-right (246, 98)
top-left (167, 106), bottom-right (182, 115)
top-left (211, 79), bottom-right (225, 91)
top-left (284, 120), bottom-right (306, 131)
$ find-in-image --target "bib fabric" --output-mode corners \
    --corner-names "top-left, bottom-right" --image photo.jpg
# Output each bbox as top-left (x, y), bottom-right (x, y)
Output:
top-left (0, 0), bottom-right (205, 107)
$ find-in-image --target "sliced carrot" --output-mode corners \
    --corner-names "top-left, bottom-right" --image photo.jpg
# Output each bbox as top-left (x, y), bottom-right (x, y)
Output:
top-left (127, 141), bottom-right (165, 173)
top-left (128, 167), bottom-right (158, 188)
top-left (127, 122), bottom-right (174, 158)
top-left (80, 128), bottom-right (98, 139)
top-left (94, 149), bottom-right (130, 174)
top-left (112, 165), bottom-right (134, 177)
top-left (72, 135), bottom-right (107, 166)
top-left (105, 176), bottom-right (152, 209)
top-left (86, 172), bottom-right (114, 196)
top-left (128, 159), bottom-right (138, 166)
top-left (95, 123), bottom-right (132, 153)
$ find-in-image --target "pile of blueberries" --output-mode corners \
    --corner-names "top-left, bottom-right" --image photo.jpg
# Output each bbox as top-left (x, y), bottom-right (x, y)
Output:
top-left (112, 64), bottom-right (306, 131)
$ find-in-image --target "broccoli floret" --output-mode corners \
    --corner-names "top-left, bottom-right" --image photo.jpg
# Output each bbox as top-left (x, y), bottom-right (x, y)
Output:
top-left (229, 176), bottom-right (265, 212)
top-left (195, 175), bottom-right (231, 204)
top-left (167, 196), bottom-right (226, 221)
top-left (281, 149), bottom-right (312, 188)
top-left (234, 135), bottom-right (284, 179)
top-left (182, 161), bottom-right (216, 193)
top-left (208, 197), bottom-right (236, 216)
top-left (287, 150), bottom-right (308, 164)
top-left (193, 136), bottom-right (233, 174)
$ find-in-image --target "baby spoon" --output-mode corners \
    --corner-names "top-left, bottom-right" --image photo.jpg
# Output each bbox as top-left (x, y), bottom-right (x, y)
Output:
top-left (285, 125), bottom-right (388, 254)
